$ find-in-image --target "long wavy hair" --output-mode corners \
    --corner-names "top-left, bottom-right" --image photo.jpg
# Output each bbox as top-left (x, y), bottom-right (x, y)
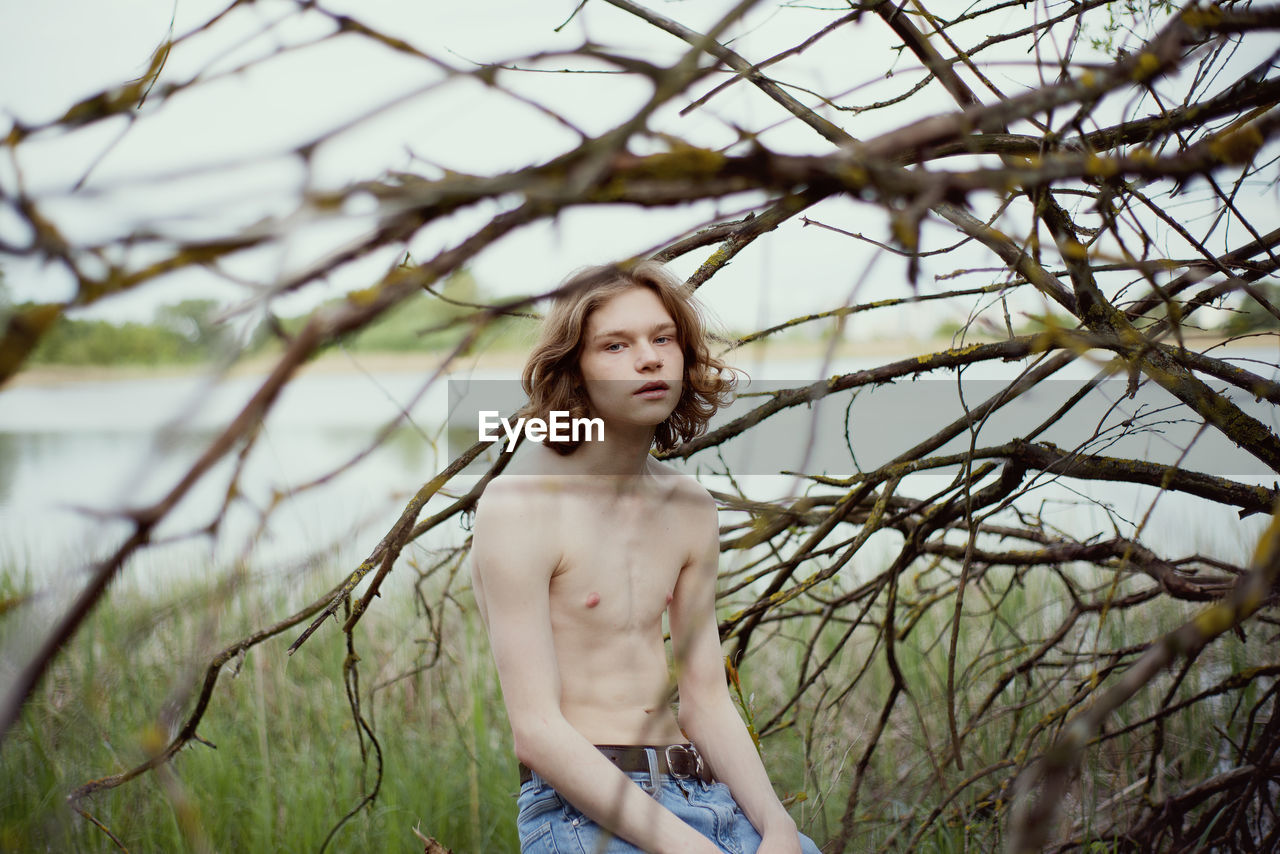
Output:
top-left (521, 261), bottom-right (735, 454)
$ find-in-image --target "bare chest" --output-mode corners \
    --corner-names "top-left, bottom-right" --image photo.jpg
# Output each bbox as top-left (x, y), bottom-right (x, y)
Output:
top-left (549, 496), bottom-right (689, 630)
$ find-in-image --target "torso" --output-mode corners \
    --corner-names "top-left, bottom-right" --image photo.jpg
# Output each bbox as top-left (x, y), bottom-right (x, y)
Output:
top-left (475, 455), bottom-right (701, 746)
top-left (549, 476), bottom-right (690, 744)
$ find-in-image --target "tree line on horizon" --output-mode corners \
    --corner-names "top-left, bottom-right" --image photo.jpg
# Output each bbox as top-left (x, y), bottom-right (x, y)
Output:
top-left (0, 268), bottom-right (506, 366)
top-left (5, 270), bottom-right (1277, 368)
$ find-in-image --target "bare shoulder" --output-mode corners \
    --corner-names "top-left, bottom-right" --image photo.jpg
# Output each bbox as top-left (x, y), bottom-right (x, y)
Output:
top-left (650, 459), bottom-right (715, 505)
top-left (676, 470), bottom-right (715, 507)
top-left (477, 443), bottom-right (573, 516)
top-left (646, 461), bottom-right (718, 540)
top-left (476, 471), bottom-right (546, 508)
top-left (474, 472), bottom-right (562, 536)
top-left (473, 461), bottom-right (574, 582)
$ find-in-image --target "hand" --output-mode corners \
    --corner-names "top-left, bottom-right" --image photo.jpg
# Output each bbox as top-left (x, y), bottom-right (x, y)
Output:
top-left (668, 835), bottom-right (730, 854)
top-left (655, 821), bottom-right (732, 854)
top-left (698, 842), bottom-right (729, 854)
top-left (755, 829), bottom-right (804, 854)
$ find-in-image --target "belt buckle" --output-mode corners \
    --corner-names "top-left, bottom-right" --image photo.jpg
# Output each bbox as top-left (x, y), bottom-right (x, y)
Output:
top-left (665, 744), bottom-right (711, 783)
top-left (664, 744), bottom-right (696, 780)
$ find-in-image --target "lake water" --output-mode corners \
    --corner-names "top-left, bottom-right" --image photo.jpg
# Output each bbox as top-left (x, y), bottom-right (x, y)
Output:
top-left (0, 368), bottom-right (461, 581)
top-left (1, 347), bottom-right (1275, 591)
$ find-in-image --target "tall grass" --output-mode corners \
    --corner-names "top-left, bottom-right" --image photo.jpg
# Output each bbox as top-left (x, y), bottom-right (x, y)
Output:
top-left (732, 558), bottom-right (1276, 851)
top-left (2, 549), bottom-right (1272, 852)
top-left (1, 563), bottom-right (518, 853)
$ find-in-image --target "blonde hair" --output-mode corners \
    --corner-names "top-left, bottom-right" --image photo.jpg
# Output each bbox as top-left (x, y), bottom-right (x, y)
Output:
top-left (521, 261), bottom-right (734, 454)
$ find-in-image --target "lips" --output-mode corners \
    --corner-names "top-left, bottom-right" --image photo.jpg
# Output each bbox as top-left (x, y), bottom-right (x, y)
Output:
top-left (634, 381), bottom-right (670, 396)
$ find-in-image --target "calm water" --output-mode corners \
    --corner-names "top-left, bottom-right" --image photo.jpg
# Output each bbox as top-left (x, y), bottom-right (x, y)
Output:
top-left (1, 348), bottom-right (1274, 586)
top-left (0, 369), bottom-right (461, 581)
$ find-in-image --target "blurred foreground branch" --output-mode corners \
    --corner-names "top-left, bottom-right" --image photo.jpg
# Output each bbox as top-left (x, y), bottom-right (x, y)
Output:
top-left (2, 1), bottom-right (1278, 850)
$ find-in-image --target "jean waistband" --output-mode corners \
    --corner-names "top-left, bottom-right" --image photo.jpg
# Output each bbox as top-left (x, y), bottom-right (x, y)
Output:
top-left (518, 743), bottom-right (713, 786)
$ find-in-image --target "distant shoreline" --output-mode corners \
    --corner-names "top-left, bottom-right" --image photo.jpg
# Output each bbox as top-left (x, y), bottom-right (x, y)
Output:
top-left (6, 333), bottom-right (1270, 388)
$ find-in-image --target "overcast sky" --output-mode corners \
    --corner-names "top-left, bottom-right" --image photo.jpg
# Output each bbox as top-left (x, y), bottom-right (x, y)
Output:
top-left (1, 1), bottom-right (1274, 338)
top-left (0, 3), bottom-right (778, 328)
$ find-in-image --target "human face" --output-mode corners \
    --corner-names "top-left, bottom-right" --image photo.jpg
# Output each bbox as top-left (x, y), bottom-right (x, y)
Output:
top-left (578, 286), bottom-right (684, 430)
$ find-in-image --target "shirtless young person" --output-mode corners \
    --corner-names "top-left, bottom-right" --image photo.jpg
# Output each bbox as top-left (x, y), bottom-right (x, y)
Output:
top-left (472, 263), bottom-right (821, 854)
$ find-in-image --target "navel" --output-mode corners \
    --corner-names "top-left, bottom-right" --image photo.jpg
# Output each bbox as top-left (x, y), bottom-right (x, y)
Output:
top-left (585, 592), bottom-right (601, 608)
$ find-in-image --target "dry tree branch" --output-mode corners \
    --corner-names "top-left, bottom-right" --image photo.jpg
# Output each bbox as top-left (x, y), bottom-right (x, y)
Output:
top-left (1006, 500), bottom-right (1280, 853)
top-left (66, 572), bottom-right (350, 802)
top-left (5, 1), bottom-right (1279, 850)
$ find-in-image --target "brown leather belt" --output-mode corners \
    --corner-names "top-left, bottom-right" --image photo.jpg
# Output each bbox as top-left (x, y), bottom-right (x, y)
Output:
top-left (519, 743), bottom-right (713, 785)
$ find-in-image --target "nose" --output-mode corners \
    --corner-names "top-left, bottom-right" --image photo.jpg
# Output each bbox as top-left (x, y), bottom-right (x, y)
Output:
top-left (635, 342), bottom-right (661, 371)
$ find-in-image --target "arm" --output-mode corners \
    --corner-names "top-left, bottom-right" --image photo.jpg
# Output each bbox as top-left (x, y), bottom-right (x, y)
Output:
top-left (668, 486), bottom-right (804, 854)
top-left (472, 480), bottom-right (722, 854)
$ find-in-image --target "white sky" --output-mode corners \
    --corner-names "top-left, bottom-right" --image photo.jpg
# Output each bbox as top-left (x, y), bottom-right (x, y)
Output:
top-left (0, 1), bottom-right (1275, 337)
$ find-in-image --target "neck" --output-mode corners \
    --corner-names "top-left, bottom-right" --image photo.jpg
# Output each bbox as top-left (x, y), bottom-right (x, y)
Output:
top-left (565, 418), bottom-right (657, 477)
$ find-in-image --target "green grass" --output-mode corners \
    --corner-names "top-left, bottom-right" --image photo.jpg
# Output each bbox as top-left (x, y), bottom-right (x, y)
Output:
top-left (0, 566), bottom-right (519, 853)
top-left (2, 548), bottom-right (1273, 853)
top-left (726, 557), bottom-right (1275, 851)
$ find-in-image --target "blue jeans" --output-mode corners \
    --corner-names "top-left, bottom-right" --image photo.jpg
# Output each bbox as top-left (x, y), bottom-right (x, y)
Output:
top-left (516, 768), bottom-right (822, 854)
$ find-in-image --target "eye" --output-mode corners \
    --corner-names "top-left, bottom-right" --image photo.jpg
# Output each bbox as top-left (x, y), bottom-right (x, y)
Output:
top-left (654, 335), bottom-right (673, 345)
top-left (604, 342), bottom-right (624, 352)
